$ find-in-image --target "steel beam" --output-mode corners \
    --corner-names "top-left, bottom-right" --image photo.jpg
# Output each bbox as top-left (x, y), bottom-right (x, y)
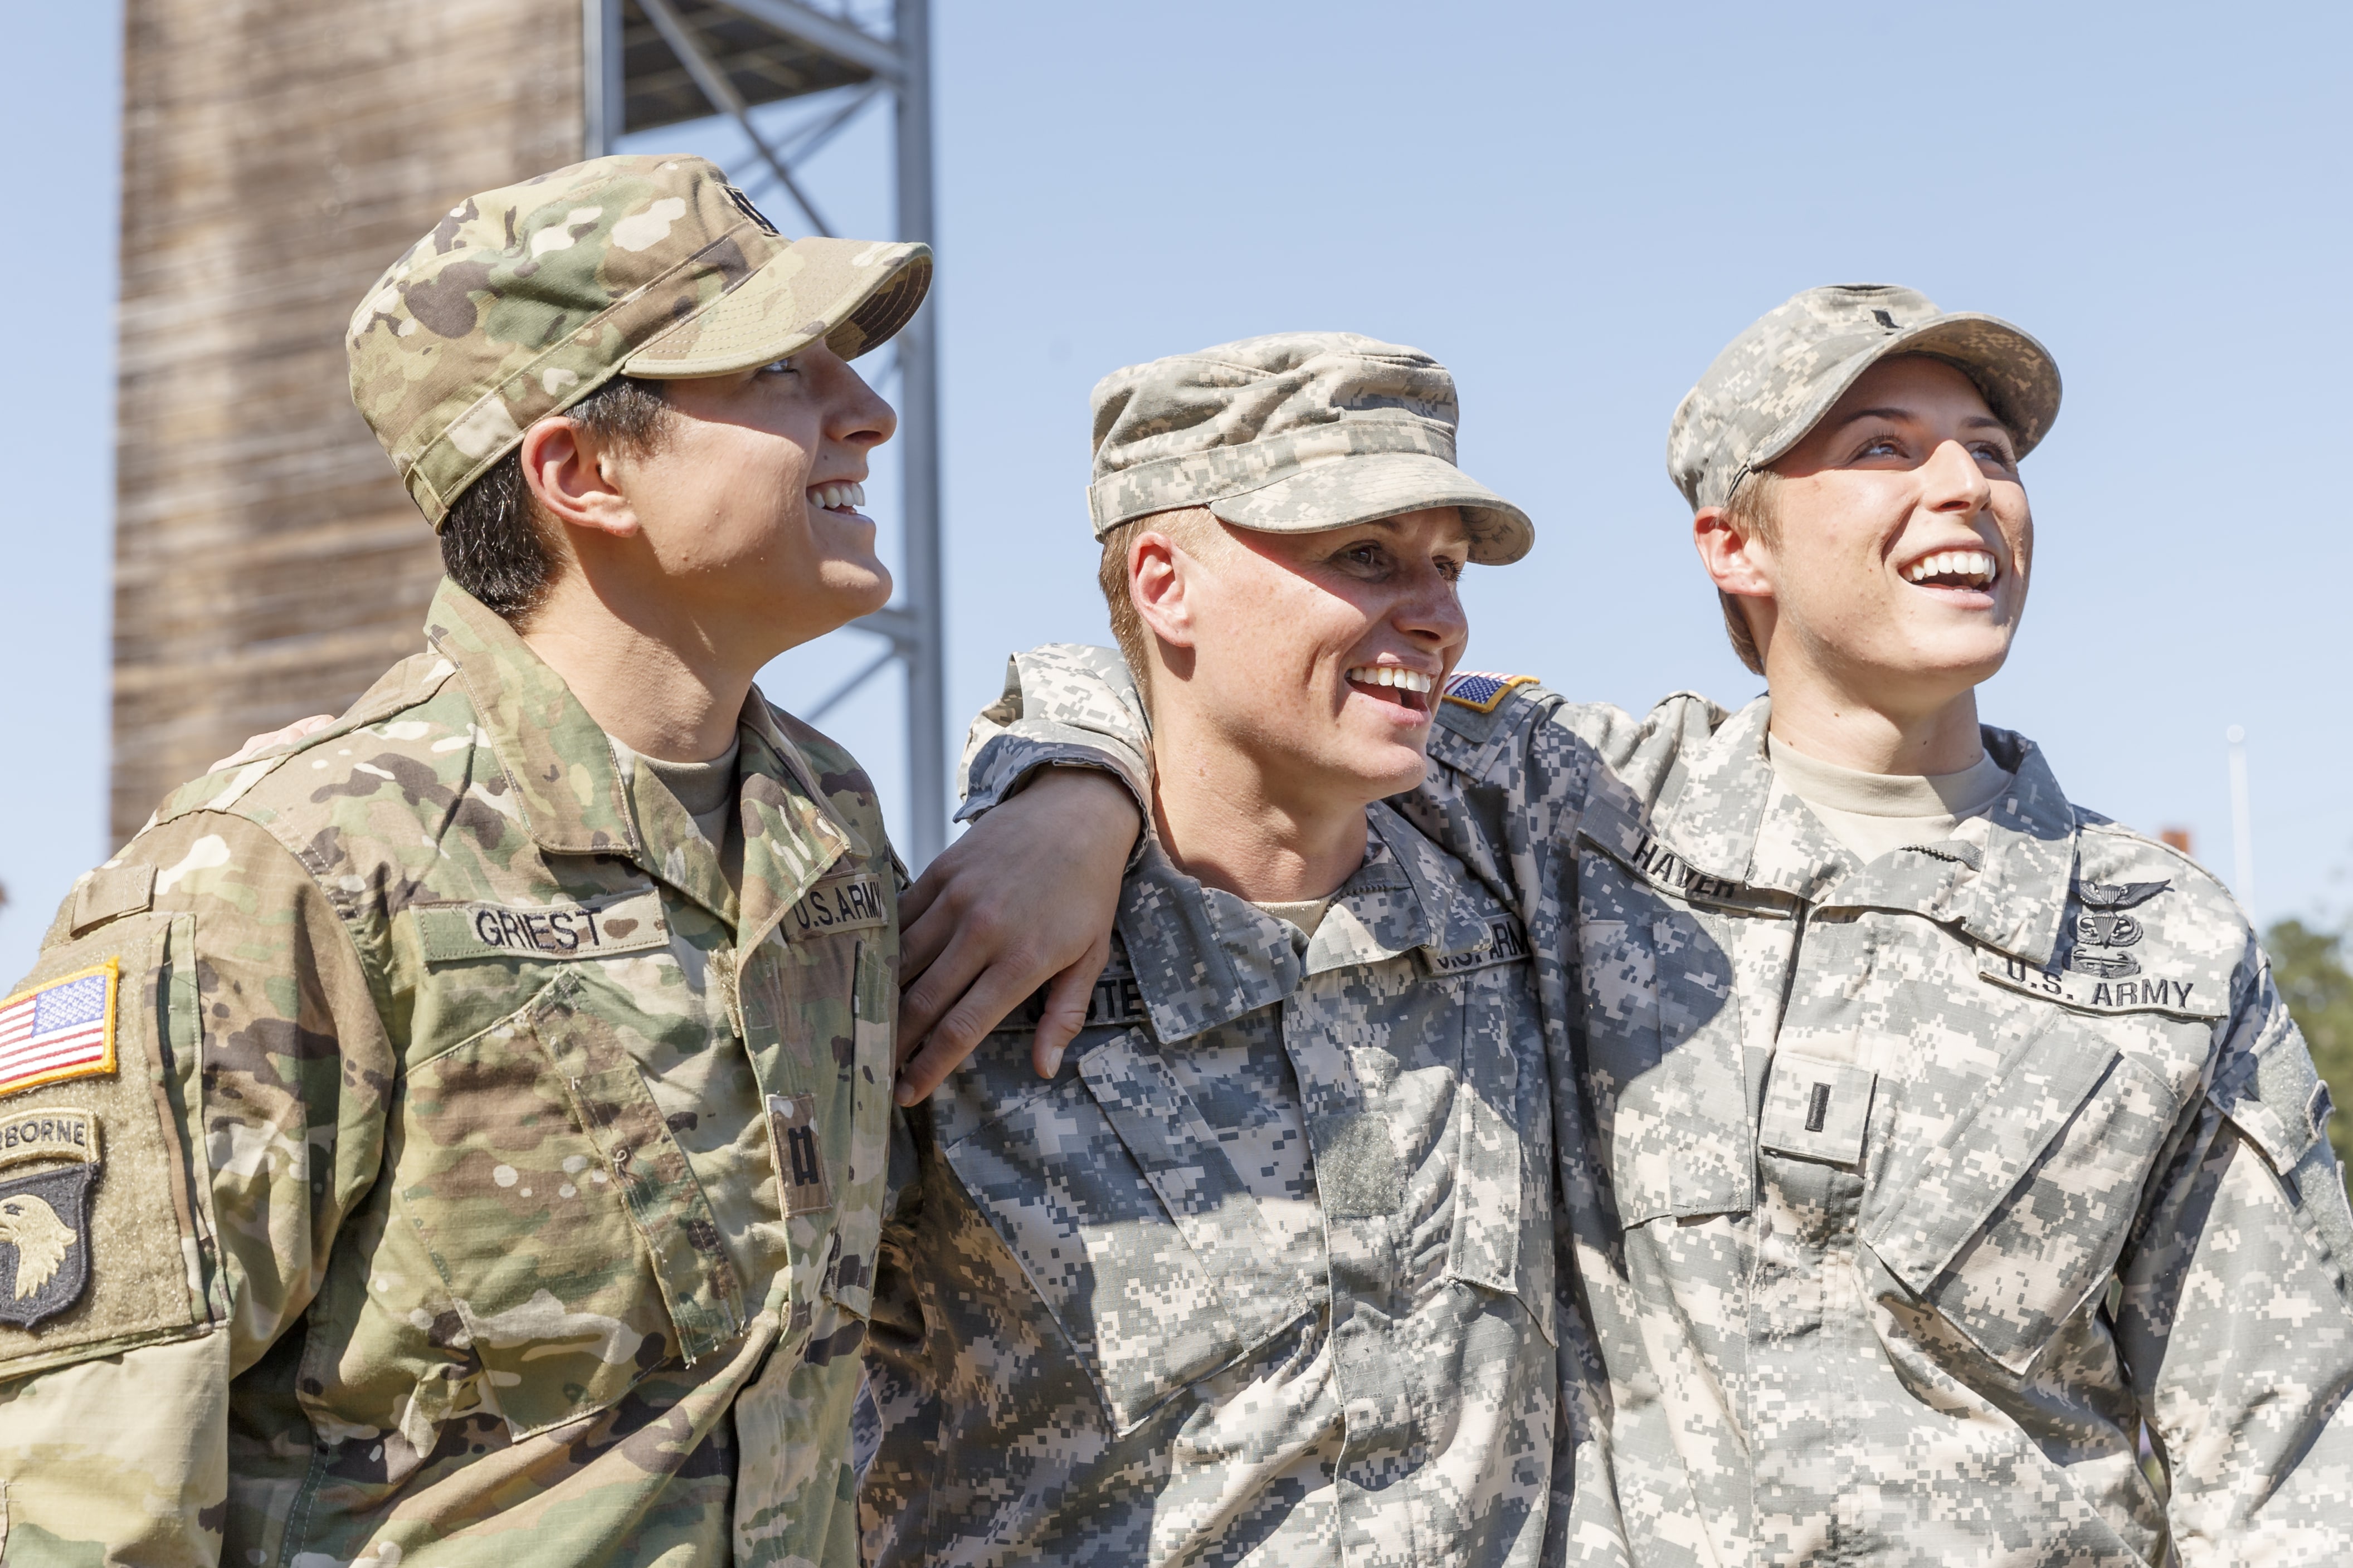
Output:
top-left (637, 0), bottom-right (835, 236)
top-left (891, 0), bottom-right (945, 864)
top-left (705, 0), bottom-right (904, 81)
top-left (582, 0), bottom-right (626, 156)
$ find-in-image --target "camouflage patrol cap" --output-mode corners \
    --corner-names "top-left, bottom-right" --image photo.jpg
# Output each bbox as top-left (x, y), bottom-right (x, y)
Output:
top-left (348, 154), bottom-right (931, 528)
top-left (1667, 284), bottom-right (2062, 512)
top-left (1088, 331), bottom-right (1533, 565)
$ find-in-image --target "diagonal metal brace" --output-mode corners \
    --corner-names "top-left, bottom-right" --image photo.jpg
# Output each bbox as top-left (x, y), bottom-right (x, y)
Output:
top-left (637, 0), bottom-right (835, 237)
top-left (705, 0), bottom-right (904, 81)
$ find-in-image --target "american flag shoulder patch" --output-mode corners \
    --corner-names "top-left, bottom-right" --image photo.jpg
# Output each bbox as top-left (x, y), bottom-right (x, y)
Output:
top-left (0, 961), bottom-right (120, 1100)
top-left (1440, 671), bottom-right (1538, 714)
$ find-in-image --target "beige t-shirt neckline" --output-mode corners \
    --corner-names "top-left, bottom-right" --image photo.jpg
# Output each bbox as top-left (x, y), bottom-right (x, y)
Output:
top-left (1767, 734), bottom-right (2012, 864)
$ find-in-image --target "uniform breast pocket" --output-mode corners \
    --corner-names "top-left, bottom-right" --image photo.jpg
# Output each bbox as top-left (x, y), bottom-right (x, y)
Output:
top-left (394, 972), bottom-right (745, 1435)
top-left (1865, 1009), bottom-right (2196, 1374)
top-left (1444, 957), bottom-right (1557, 1346)
top-left (760, 891), bottom-right (896, 1322)
top-left (941, 1028), bottom-right (1308, 1434)
top-left (1576, 901), bottom-right (1750, 1227)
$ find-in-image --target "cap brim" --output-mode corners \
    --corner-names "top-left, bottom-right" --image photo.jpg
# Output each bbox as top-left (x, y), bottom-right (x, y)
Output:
top-left (621, 237), bottom-right (931, 378)
top-left (1205, 450), bottom-right (1533, 565)
top-left (1751, 312), bottom-right (2063, 475)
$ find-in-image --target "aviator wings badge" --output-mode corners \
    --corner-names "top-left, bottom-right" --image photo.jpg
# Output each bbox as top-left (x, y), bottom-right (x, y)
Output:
top-left (2068, 880), bottom-right (2171, 979)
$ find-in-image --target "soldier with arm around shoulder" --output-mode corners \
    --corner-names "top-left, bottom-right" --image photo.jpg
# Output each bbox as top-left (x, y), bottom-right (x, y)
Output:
top-left (864, 334), bottom-right (1625, 1566)
top-left (0, 156), bottom-right (1127, 1568)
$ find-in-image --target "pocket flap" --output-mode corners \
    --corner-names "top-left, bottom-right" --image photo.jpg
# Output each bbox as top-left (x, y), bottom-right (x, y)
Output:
top-left (943, 1029), bottom-right (1304, 1433)
top-left (1865, 1010), bottom-right (2114, 1295)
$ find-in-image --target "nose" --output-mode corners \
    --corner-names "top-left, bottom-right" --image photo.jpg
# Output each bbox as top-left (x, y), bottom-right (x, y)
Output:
top-left (1394, 558), bottom-right (1469, 655)
top-left (1921, 437), bottom-right (1992, 517)
top-left (813, 345), bottom-right (898, 452)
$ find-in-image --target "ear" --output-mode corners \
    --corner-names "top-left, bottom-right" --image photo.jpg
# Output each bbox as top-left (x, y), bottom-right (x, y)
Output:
top-left (1127, 530), bottom-right (1199, 651)
top-left (1693, 504), bottom-right (1775, 602)
top-left (519, 415), bottom-right (641, 540)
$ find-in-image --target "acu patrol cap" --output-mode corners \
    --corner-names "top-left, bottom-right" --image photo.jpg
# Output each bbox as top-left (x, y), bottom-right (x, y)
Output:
top-left (1088, 331), bottom-right (1534, 565)
top-left (348, 154), bottom-right (932, 529)
top-left (1667, 284), bottom-right (2062, 512)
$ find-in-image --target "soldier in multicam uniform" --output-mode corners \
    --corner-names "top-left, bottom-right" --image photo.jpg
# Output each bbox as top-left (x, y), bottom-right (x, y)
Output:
top-left (942, 288), bottom-right (2353, 1564)
top-left (860, 334), bottom-right (1619, 1565)
top-left (0, 155), bottom-right (1120, 1567)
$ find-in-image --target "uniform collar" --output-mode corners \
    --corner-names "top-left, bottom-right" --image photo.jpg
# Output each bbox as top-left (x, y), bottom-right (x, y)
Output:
top-left (424, 579), bottom-right (858, 937)
top-left (1639, 693), bottom-right (2080, 966)
top-left (1117, 801), bottom-right (1504, 1043)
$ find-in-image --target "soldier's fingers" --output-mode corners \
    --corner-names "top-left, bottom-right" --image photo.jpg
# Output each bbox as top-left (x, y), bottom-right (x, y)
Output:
top-left (897, 919), bottom-right (990, 1069)
top-left (207, 712), bottom-right (337, 772)
top-left (1031, 933), bottom-right (1112, 1080)
top-left (896, 852), bottom-right (968, 1004)
top-left (894, 945), bottom-right (1060, 1105)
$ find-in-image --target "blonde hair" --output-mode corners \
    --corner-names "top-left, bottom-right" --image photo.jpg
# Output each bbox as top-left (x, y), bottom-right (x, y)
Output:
top-left (1716, 468), bottom-right (1782, 676)
top-left (1097, 506), bottom-right (1227, 717)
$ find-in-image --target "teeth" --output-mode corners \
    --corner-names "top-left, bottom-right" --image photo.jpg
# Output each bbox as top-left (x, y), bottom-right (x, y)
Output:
top-left (1347, 666), bottom-right (1433, 693)
top-left (1906, 549), bottom-right (1996, 585)
top-left (808, 481), bottom-right (868, 512)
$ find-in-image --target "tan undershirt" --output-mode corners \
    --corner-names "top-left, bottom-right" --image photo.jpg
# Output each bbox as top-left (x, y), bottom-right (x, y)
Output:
top-left (1767, 735), bottom-right (2013, 864)
top-left (1255, 896), bottom-right (1334, 942)
top-left (620, 735), bottom-right (746, 887)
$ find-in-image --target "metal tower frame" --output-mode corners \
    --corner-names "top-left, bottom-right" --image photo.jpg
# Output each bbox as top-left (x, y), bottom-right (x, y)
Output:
top-left (582, 0), bottom-right (947, 864)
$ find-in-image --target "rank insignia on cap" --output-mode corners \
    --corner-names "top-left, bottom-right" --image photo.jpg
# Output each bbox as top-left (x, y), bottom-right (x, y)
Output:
top-left (0, 1107), bottom-right (100, 1328)
top-left (1440, 671), bottom-right (1537, 714)
top-left (0, 961), bottom-right (119, 1101)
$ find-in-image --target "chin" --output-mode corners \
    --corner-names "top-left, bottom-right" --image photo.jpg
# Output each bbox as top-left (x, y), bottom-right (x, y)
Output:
top-left (825, 559), bottom-right (894, 618)
top-left (1349, 748), bottom-right (1429, 801)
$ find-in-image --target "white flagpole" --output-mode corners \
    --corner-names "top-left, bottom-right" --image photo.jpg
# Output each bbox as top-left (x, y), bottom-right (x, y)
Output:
top-left (2227, 725), bottom-right (2257, 920)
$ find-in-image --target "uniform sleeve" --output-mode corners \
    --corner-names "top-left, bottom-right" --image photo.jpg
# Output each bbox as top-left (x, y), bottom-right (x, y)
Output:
top-left (0, 811), bottom-right (395, 1567)
top-left (2120, 946), bottom-right (2353, 1562)
top-left (956, 645), bottom-right (1154, 823)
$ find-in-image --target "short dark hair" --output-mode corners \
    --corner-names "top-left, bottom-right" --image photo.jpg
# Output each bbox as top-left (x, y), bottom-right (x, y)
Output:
top-left (438, 375), bottom-right (674, 624)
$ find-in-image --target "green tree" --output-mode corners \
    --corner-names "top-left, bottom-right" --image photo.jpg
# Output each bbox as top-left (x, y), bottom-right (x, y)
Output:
top-left (2266, 918), bottom-right (2353, 1196)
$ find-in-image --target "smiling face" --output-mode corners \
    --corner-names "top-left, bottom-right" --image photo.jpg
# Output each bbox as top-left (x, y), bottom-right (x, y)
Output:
top-left (528, 341), bottom-right (898, 668)
top-left (630, 344), bottom-right (898, 650)
top-left (1702, 354), bottom-right (2033, 725)
top-left (1129, 505), bottom-right (1472, 815)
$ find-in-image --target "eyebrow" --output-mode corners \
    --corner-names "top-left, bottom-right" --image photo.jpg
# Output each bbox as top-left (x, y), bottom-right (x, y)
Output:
top-left (1833, 407), bottom-right (2012, 436)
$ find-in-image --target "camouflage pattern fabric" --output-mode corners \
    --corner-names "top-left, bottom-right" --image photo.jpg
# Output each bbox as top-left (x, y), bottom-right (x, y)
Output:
top-left (1665, 285), bottom-right (2062, 511)
top-left (864, 675), bottom-right (1573, 1565)
top-left (1085, 331), bottom-right (1535, 564)
top-left (345, 154), bottom-right (930, 527)
top-left (0, 578), bottom-right (900, 1566)
top-left (966, 643), bottom-right (2353, 1567)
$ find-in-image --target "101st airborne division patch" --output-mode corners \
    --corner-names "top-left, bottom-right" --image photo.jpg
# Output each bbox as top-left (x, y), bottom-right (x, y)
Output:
top-left (0, 1107), bottom-right (100, 1327)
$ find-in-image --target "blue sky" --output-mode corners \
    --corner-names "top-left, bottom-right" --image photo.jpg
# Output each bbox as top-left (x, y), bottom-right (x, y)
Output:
top-left (7, 2), bottom-right (2351, 983)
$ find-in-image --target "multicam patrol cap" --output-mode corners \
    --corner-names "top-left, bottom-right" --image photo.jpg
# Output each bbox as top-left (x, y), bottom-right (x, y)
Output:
top-left (1087, 332), bottom-right (1533, 565)
top-left (1667, 284), bottom-right (2062, 511)
top-left (348, 154), bottom-right (932, 528)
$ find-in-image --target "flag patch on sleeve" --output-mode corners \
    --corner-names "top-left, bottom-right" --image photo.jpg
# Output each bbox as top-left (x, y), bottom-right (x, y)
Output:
top-left (1440, 671), bottom-right (1537, 713)
top-left (0, 962), bottom-right (119, 1100)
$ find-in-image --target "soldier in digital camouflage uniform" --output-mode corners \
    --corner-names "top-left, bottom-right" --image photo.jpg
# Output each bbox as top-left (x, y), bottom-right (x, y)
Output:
top-left (0, 155), bottom-right (940, 1566)
top-left (952, 290), bottom-right (2353, 1564)
top-left (859, 334), bottom-right (1620, 1565)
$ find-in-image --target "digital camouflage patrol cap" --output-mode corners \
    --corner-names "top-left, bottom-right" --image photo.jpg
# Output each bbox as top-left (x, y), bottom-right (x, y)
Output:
top-left (348, 154), bottom-right (932, 527)
top-left (1088, 332), bottom-right (1533, 565)
top-left (1667, 284), bottom-right (2062, 512)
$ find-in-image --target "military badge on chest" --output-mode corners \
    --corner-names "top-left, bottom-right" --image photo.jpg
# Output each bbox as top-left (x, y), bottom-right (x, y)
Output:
top-left (0, 1107), bottom-right (100, 1328)
top-left (2067, 880), bottom-right (2170, 978)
